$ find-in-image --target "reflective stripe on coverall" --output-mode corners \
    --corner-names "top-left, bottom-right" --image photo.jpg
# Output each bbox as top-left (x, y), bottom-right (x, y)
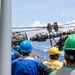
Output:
top-left (49, 66), bottom-right (75, 75)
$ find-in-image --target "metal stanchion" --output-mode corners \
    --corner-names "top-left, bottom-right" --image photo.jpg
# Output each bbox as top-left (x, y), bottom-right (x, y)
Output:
top-left (0, 0), bottom-right (11, 75)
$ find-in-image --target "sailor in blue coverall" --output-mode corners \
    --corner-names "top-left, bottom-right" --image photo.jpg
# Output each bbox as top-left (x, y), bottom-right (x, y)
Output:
top-left (12, 40), bottom-right (52, 75)
top-left (11, 49), bottom-right (20, 61)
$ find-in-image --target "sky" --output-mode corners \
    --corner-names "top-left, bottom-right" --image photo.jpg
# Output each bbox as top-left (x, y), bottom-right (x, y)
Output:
top-left (12, 0), bottom-right (75, 38)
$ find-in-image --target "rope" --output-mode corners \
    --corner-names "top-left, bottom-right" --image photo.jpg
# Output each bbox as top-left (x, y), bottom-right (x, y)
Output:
top-left (12, 26), bottom-right (46, 29)
top-left (12, 22), bottom-right (75, 33)
top-left (14, 28), bottom-right (46, 33)
top-left (12, 22), bottom-right (75, 29)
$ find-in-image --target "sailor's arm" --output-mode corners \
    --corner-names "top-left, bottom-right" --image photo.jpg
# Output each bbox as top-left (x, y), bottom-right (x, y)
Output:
top-left (39, 62), bottom-right (52, 75)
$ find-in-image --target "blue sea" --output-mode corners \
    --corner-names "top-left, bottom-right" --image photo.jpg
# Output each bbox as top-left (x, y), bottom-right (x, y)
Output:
top-left (32, 39), bottom-right (64, 62)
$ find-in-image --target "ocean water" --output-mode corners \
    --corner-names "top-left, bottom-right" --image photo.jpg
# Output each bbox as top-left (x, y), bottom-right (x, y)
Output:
top-left (32, 39), bottom-right (64, 62)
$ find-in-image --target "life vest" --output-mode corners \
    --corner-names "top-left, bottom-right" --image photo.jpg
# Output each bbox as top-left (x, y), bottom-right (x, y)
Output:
top-left (43, 59), bottom-right (63, 71)
top-left (12, 56), bottom-right (41, 75)
top-left (49, 66), bottom-right (75, 75)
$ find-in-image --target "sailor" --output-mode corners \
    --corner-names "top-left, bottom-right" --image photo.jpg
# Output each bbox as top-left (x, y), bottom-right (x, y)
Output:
top-left (55, 33), bottom-right (68, 51)
top-left (49, 34), bottom-right (75, 75)
top-left (12, 40), bottom-right (52, 75)
top-left (15, 45), bottom-right (21, 54)
top-left (43, 47), bottom-right (63, 71)
top-left (11, 47), bottom-right (20, 61)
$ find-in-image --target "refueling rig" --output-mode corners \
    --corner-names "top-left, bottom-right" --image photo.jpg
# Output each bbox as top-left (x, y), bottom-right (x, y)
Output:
top-left (12, 22), bottom-right (75, 61)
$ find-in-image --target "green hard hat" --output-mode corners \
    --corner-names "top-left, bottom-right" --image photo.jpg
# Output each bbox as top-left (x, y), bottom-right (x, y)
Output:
top-left (63, 34), bottom-right (75, 50)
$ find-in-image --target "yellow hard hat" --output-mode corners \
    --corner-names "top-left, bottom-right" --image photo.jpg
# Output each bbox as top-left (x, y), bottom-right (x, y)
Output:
top-left (49, 47), bottom-right (60, 55)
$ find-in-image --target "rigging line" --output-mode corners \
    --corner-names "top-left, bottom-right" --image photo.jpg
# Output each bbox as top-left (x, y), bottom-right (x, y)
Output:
top-left (59, 25), bottom-right (75, 28)
top-left (12, 24), bottom-right (75, 30)
top-left (59, 22), bottom-right (75, 26)
top-left (14, 28), bottom-right (46, 33)
top-left (12, 22), bottom-right (75, 29)
top-left (12, 26), bottom-right (46, 29)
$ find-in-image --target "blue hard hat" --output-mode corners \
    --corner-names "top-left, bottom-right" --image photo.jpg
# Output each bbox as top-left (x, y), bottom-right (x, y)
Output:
top-left (19, 40), bottom-right (33, 52)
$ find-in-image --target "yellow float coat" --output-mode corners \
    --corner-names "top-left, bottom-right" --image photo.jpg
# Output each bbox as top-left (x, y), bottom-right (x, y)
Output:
top-left (43, 59), bottom-right (63, 71)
